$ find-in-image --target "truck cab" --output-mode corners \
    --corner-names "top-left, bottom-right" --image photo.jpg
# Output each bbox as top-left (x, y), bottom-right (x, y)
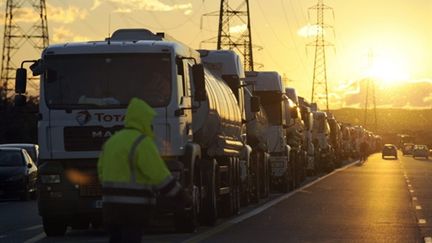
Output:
top-left (312, 110), bottom-right (334, 172)
top-left (246, 71), bottom-right (293, 192)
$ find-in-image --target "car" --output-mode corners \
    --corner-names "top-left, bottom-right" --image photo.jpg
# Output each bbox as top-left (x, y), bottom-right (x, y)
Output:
top-left (382, 144), bottom-right (398, 159)
top-left (0, 144), bottom-right (39, 166)
top-left (0, 148), bottom-right (38, 200)
top-left (402, 143), bottom-right (414, 155)
top-left (412, 145), bottom-right (429, 159)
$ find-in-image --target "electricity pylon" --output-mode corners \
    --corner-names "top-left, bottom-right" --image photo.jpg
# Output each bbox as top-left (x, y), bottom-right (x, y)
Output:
top-left (0, 0), bottom-right (49, 106)
top-left (308, 0), bottom-right (334, 112)
top-left (364, 50), bottom-right (378, 131)
top-left (202, 0), bottom-right (258, 71)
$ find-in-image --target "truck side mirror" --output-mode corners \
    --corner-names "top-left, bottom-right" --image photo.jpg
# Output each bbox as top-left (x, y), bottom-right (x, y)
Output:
top-left (192, 64), bottom-right (206, 102)
top-left (250, 96), bottom-right (260, 112)
top-left (14, 94), bottom-right (27, 106)
top-left (15, 68), bottom-right (27, 94)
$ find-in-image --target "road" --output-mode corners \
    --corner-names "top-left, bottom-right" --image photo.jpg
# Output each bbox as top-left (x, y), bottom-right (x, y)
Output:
top-left (1, 153), bottom-right (431, 242)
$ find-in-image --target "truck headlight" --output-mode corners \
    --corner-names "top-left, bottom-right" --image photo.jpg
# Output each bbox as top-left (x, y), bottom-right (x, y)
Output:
top-left (40, 174), bottom-right (61, 184)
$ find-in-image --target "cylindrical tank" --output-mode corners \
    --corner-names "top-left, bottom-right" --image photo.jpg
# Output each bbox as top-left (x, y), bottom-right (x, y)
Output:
top-left (192, 69), bottom-right (243, 157)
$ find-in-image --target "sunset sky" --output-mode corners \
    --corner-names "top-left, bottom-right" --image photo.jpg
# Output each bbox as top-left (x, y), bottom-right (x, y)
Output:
top-left (2, 0), bottom-right (432, 108)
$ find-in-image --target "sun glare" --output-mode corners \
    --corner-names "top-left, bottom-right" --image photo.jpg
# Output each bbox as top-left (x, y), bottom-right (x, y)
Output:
top-left (366, 56), bottom-right (411, 87)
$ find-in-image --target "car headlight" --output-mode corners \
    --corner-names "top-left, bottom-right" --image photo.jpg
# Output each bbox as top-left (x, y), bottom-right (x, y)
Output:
top-left (40, 174), bottom-right (61, 184)
top-left (6, 174), bottom-right (24, 182)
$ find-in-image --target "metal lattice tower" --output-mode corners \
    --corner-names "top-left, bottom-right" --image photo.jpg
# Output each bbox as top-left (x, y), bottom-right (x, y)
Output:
top-left (363, 50), bottom-right (378, 131)
top-left (202, 0), bottom-right (256, 71)
top-left (308, 0), bottom-right (334, 112)
top-left (0, 0), bottom-right (49, 105)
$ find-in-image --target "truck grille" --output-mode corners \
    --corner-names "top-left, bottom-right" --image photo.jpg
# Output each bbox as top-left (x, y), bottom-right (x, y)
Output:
top-left (64, 126), bottom-right (123, 151)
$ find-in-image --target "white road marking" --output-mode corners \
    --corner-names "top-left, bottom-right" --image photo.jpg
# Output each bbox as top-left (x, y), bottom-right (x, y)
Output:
top-left (413, 197), bottom-right (418, 201)
top-left (419, 219), bottom-right (427, 224)
top-left (23, 232), bottom-right (45, 243)
top-left (424, 236), bottom-right (432, 243)
top-left (19, 225), bottom-right (42, 231)
top-left (184, 160), bottom-right (359, 243)
top-left (410, 190), bottom-right (415, 193)
top-left (416, 205), bottom-right (422, 210)
top-left (408, 184), bottom-right (412, 187)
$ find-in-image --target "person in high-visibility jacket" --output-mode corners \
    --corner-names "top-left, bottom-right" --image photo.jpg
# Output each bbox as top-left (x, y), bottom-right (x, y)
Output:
top-left (98, 98), bottom-right (191, 243)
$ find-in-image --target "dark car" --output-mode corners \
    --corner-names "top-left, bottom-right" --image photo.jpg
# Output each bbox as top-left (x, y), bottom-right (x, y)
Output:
top-left (382, 144), bottom-right (398, 159)
top-left (0, 144), bottom-right (39, 166)
top-left (402, 143), bottom-right (414, 155)
top-left (0, 148), bottom-right (38, 200)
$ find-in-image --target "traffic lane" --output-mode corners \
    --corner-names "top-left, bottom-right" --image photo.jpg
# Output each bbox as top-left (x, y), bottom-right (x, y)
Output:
top-left (400, 155), bottom-right (432, 238)
top-left (0, 198), bottom-right (43, 242)
top-left (201, 153), bottom-right (420, 243)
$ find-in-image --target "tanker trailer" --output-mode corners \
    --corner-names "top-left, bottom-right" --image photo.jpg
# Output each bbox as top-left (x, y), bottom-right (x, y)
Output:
top-left (14, 28), bottom-right (245, 235)
top-left (198, 49), bottom-right (262, 205)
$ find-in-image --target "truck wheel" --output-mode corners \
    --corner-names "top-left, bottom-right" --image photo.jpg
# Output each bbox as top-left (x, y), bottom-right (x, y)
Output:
top-left (249, 152), bottom-right (260, 203)
top-left (261, 152), bottom-right (270, 199)
top-left (175, 206), bottom-right (197, 233)
top-left (43, 217), bottom-right (67, 236)
top-left (199, 159), bottom-right (218, 226)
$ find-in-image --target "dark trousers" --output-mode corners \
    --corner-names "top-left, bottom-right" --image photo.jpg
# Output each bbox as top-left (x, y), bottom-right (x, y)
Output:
top-left (108, 224), bottom-right (142, 243)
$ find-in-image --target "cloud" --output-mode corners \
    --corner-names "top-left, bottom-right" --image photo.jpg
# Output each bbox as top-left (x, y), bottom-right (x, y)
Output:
top-left (298, 24), bottom-right (324, 37)
top-left (48, 4), bottom-right (88, 24)
top-left (6, 3), bottom-right (88, 24)
top-left (93, 0), bottom-right (192, 14)
top-left (229, 24), bottom-right (247, 34)
top-left (339, 79), bottom-right (432, 109)
top-left (52, 26), bottom-right (89, 43)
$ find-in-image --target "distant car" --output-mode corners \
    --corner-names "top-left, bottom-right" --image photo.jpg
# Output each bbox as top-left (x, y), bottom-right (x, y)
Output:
top-left (0, 148), bottom-right (38, 200)
top-left (402, 143), bottom-right (414, 155)
top-left (412, 145), bottom-right (429, 159)
top-left (0, 144), bottom-right (39, 166)
top-left (382, 144), bottom-right (398, 159)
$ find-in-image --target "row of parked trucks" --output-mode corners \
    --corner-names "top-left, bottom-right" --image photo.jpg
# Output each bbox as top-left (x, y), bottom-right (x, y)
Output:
top-left (14, 29), bottom-right (382, 235)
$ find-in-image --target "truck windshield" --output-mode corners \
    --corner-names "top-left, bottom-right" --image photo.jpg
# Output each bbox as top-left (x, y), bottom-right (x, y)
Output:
top-left (44, 53), bottom-right (172, 108)
top-left (313, 115), bottom-right (327, 133)
top-left (255, 91), bottom-right (282, 125)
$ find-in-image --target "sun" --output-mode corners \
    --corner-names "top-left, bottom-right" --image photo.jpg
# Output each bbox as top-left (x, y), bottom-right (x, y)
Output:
top-left (366, 56), bottom-right (411, 87)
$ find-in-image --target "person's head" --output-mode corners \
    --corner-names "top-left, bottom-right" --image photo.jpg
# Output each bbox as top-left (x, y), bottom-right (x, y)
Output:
top-left (124, 98), bottom-right (156, 137)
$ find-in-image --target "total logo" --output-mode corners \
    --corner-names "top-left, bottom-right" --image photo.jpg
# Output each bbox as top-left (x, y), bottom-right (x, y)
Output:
top-left (75, 111), bottom-right (125, 125)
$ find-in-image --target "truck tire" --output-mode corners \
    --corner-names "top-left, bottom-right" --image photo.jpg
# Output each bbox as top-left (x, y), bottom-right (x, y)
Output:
top-left (249, 152), bottom-right (261, 203)
top-left (43, 217), bottom-right (67, 236)
top-left (70, 219), bottom-right (89, 230)
top-left (260, 152), bottom-right (270, 199)
top-left (199, 159), bottom-right (218, 226)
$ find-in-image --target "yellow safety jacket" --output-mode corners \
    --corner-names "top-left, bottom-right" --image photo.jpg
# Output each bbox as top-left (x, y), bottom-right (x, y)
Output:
top-left (98, 98), bottom-right (181, 206)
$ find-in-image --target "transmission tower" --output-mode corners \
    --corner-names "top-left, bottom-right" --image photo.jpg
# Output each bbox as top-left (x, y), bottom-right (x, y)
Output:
top-left (363, 50), bottom-right (378, 131)
top-left (202, 0), bottom-right (256, 71)
top-left (0, 0), bottom-right (49, 106)
top-left (308, 0), bottom-right (334, 112)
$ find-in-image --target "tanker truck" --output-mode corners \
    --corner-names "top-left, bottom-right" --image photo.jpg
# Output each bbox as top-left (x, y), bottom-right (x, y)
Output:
top-left (246, 71), bottom-right (293, 193)
top-left (284, 87), bottom-right (306, 186)
top-left (14, 28), bottom-right (250, 235)
top-left (298, 97), bottom-right (316, 175)
top-left (198, 50), bottom-right (269, 204)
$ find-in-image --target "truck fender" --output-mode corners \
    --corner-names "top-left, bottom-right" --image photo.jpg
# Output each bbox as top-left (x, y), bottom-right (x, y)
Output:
top-left (182, 143), bottom-right (202, 187)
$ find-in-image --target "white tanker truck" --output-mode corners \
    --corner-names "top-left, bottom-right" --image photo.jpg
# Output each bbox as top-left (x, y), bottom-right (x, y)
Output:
top-left (14, 29), bottom-right (252, 235)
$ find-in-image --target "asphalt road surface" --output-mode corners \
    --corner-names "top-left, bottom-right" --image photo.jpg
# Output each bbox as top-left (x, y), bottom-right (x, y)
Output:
top-left (1, 152), bottom-right (431, 242)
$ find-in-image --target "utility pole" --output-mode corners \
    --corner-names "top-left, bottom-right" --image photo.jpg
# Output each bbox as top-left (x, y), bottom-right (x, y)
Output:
top-left (202, 0), bottom-right (257, 71)
top-left (363, 49), bottom-right (378, 131)
top-left (308, 0), bottom-right (334, 112)
top-left (0, 0), bottom-right (49, 107)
